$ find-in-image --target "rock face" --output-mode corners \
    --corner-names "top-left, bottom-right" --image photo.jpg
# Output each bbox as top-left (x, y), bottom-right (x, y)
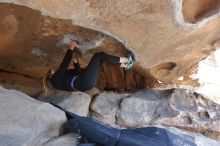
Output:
top-left (117, 89), bottom-right (165, 127)
top-left (1, 85), bottom-right (220, 145)
top-left (0, 3), bottom-right (158, 95)
top-left (153, 89), bottom-right (220, 140)
top-left (0, 71), bottom-right (42, 96)
top-left (37, 90), bottom-right (91, 116)
top-left (0, 86), bottom-right (67, 146)
top-left (1, 0), bottom-right (220, 94)
top-left (90, 91), bottom-right (128, 126)
top-left (91, 89), bottom-right (220, 141)
top-left (1, 0), bottom-right (220, 145)
top-left (182, 0), bottom-right (220, 23)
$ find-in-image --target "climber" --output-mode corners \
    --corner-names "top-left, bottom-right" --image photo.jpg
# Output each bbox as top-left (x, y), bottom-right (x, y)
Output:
top-left (43, 40), bottom-right (134, 95)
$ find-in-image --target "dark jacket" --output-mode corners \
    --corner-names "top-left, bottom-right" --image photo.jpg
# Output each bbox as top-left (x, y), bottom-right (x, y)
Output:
top-left (51, 49), bottom-right (80, 91)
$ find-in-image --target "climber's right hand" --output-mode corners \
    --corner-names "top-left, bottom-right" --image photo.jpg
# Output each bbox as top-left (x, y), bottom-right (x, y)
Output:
top-left (69, 40), bottom-right (78, 50)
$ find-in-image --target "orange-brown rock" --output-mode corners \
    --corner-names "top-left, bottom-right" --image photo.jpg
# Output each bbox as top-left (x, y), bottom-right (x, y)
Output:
top-left (1, 1), bottom-right (220, 96)
top-left (182, 0), bottom-right (219, 23)
top-left (0, 3), bottom-right (158, 95)
top-left (0, 71), bottom-right (42, 96)
top-left (4, 0), bottom-right (219, 84)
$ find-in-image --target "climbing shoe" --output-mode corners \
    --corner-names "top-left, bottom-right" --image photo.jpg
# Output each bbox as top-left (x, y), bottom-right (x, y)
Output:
top-left (125, 62), bottom-right (133, 70)
top-left (125, 53), bottom-right (134, 70)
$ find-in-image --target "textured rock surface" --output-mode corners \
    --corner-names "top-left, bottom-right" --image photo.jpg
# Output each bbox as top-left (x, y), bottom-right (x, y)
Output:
top-left (0, 86), bottom-right (67, 146)
top-left (1, 0), bottom-right (220, 144)
top-left (1, 0), bottom-right (220, 94)
top-left (43, 133), bottom-right (77, 146)
top-left (153, 89), bottom-right (220, 140)
top-left (1, 85), bottom-right (220, 145)
top-left (182, 0), bottom-right (220, 23)
top-left (160, 126), bottom-right (220, 146)
top-left (0, 71), bottom-right (42, 96)
top-left (90, 91), bottom-right (128, 126)
top-left (91, 89), bottom-right (220, 140)
top-left (37, 90), bottom-right (91, 116)
top-left (0, 3), bottom-right (158, 95)
top-left (117, 89), bottom-right (165, 127)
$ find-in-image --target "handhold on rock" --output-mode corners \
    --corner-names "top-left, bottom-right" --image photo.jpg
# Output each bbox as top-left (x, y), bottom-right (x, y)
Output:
top-left (57, 34), bottom-right (106, 55)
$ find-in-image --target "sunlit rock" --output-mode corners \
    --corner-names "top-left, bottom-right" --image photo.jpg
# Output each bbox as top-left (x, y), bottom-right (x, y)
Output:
top-left (191, 49), bottom-right (220, 104)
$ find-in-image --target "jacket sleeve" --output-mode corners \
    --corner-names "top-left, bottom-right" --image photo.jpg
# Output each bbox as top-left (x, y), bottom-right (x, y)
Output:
top-left (73, 62), bottom-right (81, 75)
top-left (59, 49), bottom-right (73, 72)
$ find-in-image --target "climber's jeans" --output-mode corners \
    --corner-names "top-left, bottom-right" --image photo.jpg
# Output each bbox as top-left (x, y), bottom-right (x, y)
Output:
top-left (75, 52), bottom-right (120, 91)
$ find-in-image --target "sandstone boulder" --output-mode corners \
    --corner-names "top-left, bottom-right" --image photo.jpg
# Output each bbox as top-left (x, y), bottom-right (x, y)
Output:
top-left (117, 89), bottom-right (172, 127)
top-left (90, 89), bottom-right (220, 140)
top-left (154, 89), bottom-right (220, 140)
top-left (90, 91), bottom-right (128, 126)
top-left (0, 86), bottom-right (67, 146)
top-left (37, 90), bottom-right (91, 117)
top-left (182, 0), bottom-right (219, 23)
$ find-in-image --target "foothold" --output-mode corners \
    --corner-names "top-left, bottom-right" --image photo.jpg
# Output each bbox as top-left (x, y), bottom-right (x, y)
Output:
top-left (181, 116), bottom-right (192, 125)
top-left (198, 111), bottom-right (210, 121)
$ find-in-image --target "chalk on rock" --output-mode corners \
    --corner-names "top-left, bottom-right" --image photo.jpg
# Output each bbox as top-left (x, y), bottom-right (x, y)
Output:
top-left (57, 34), bottom-right (105, 55)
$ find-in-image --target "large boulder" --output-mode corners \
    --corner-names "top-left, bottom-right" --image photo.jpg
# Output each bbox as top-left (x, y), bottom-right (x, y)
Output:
top-left (91, 89), bottom-right (220, 140)
top-left (0, 3), bottom-right (158, 94)
top-left (117, 89), bottom-right (172, 127)
top-left (0, 86), bottom-right (67, 146)
top-left (90, 91), bottom-right (128, 126)
top-left (37, 90), bottom-right (91, 117)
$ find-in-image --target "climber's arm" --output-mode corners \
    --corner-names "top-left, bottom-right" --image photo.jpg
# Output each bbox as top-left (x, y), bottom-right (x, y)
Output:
top-left (59, 40), bottom-right (77, 72)
top-left (73, 58), bottom-right (80, 75)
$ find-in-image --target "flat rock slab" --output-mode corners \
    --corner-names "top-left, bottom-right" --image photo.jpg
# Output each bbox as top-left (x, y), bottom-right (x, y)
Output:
top-left (0, 86), bottom-right (67, 146)
top-left (37, 90), bottom-right (91, 117)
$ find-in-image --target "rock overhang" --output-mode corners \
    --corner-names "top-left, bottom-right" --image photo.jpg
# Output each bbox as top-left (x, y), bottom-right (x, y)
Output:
top-left (1, 0), bottom-right (220, 98)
